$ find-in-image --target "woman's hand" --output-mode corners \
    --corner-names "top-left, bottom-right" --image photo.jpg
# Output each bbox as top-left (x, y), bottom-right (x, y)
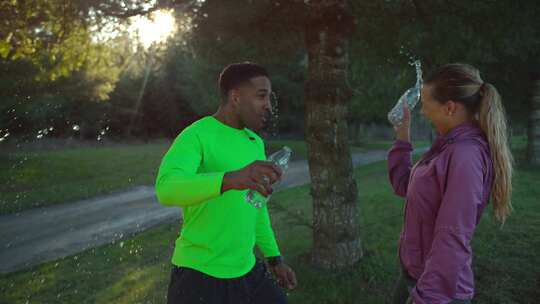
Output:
top-left (395, 103), bottom-right (411, 142)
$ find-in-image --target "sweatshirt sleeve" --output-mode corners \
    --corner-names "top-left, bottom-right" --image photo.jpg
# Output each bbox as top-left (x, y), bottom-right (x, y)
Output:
top-left (411, 145), bottom-right (484, 303)
top-left (255, 205), bottom-right (281, 257)
top-left (155, 126), bottom-right (225, 207)
top-left (387, 140), bottom-right (414, 198)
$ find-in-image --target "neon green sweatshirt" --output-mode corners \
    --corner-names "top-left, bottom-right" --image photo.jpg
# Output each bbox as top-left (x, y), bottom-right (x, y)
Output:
top-left (155, 116), bottom-right (281, 279)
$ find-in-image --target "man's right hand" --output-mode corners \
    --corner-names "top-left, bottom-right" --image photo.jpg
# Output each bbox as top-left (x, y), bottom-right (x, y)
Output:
top-left (221, 160), bottom-right (283, 197)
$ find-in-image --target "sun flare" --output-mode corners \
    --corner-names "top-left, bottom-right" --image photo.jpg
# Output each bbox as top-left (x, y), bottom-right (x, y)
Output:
top-left (129, 9), bottom-right (176, 48)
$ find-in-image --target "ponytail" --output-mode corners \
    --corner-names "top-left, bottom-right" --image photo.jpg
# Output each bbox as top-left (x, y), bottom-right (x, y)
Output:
top-left (478, 83), bottom-right (514, 224)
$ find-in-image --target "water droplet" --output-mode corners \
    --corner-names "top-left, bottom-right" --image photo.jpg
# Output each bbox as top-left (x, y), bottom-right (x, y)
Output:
top-left (0, 132), bottom-right (9, 142)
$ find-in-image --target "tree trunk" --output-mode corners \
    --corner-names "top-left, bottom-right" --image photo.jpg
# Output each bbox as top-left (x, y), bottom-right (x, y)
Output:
top-left (304, 0), bottom-right (362, 271)
top-left (527, 75), bottom-right (540, 165)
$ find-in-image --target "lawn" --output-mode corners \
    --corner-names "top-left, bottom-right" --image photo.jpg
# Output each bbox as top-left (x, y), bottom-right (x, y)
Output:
top-left (1, 138), bottom-right (407, 215)
top-left (0, 143), bottom-right (169, 215)
top-left (1, 153), bottom-right (538, 303)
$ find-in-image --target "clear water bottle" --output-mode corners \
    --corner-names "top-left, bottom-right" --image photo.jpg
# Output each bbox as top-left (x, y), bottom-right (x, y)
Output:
top-left (388, 60), bottom-right (423, 126)
top-left (245, 146), bottom-right (293, 208)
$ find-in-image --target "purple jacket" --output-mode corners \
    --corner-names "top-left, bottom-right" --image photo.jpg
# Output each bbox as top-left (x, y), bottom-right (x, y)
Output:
top-left (388, 122), bottom-right (493, 304)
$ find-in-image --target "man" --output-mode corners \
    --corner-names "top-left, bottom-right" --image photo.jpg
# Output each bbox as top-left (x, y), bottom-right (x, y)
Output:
top-left (156, 62), bottom-right (297, 304)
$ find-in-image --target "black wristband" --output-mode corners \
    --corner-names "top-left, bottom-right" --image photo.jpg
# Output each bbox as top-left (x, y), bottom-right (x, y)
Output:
top-left (266, 256), bottom-right (283, 266)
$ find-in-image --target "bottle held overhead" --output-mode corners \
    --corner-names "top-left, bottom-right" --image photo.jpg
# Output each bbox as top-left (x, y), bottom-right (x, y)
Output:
top-left (388, 60), bottom-right (423, 126)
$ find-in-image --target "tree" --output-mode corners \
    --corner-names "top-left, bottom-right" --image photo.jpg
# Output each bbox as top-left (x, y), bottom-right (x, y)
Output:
top-left (303, 0), bottom-right (362, 270)
top-left (0, 0), bottom-right (196, 140)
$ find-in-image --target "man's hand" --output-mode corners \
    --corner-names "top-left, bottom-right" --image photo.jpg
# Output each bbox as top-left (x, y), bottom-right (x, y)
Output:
top-left (269, 263), bottom-right (297, 290)
top-left (395, 103), bottom-right (411, 142)
top-left (221, 160), bottom-right (283, 196)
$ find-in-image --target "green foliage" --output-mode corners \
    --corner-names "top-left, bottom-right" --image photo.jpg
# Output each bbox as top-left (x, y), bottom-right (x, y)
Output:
top-left (1, 0), bottom-right (91, 81)
top-left (348, 0), bottom-right (540, 124)
top-left (178, 0), bottom-right (308, 133)
top-left (171, 50), bottom-right (221, 116)
top-left (0, 0), bottom-right (538, 139)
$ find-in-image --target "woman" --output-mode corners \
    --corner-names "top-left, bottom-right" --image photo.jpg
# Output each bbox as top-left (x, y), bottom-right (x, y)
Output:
top-left (388, 63), bottom-right (513, 304)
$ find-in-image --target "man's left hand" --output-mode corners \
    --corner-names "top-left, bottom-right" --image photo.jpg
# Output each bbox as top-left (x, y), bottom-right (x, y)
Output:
top-left (269, 263), bottom-right (297, 290)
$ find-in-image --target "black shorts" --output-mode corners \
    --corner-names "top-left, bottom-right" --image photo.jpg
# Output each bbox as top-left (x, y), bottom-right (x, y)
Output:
top-left (167, 260), bottom-right (287, 304)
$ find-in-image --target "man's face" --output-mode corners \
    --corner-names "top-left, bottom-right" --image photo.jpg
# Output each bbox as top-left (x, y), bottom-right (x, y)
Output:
top-left (233, 76), bottom-right (272, 131)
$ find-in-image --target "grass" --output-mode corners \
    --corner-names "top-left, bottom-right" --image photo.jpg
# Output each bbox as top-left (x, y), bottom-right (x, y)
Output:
top-left (2, 152), bottom-right (538, 303)
top-left (266, 139), bottom-right (431, 161)
top-left (351, 139), bottom-right (430, 151)
top-left (0, 143), bottom-right (169, 215)
top-left (1, 138), bottom-right (405, 216)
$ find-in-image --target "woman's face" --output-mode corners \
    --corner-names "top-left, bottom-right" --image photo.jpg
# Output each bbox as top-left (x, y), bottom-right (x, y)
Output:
top-left (420, 84), bottom-right (451, 134)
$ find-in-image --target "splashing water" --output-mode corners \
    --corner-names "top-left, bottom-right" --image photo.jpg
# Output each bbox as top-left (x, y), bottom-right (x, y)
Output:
top-left (267, 92), bottom-right (280, 138)
top-left (35, 127), bottom-right (53, 139)
top-left (387, 60), bottom-right (423, 126)
top-left (0, 130), bottom-right (10, 142)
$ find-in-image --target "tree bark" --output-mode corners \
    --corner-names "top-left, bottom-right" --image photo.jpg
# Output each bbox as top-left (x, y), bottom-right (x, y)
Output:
top-left (527, 74), bottom-right (540, 165)
top-left (304, 0), bottom-right (362, 271)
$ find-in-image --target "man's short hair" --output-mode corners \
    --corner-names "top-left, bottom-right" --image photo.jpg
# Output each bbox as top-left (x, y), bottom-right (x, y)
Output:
top-left (218, 62), bottom-right (269, 101)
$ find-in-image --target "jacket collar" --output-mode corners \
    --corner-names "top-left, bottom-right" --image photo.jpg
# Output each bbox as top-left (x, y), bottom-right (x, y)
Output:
top-left (434, 121), bottom-right (484, 148)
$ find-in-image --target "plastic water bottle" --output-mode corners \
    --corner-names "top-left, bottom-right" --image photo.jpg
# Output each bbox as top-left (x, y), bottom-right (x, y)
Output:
top-left (245, 146), bottom-right (293, 208)
top-left (388, 60), bottom-right (423, 126)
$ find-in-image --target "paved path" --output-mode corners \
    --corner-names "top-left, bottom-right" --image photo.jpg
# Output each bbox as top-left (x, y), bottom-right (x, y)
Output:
top-left (0, 148), bottom-right (427, 273)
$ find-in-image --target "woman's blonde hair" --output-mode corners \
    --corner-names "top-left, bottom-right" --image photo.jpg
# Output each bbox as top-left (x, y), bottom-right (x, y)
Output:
top-left (425, 63), bottom-right (513, 224)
